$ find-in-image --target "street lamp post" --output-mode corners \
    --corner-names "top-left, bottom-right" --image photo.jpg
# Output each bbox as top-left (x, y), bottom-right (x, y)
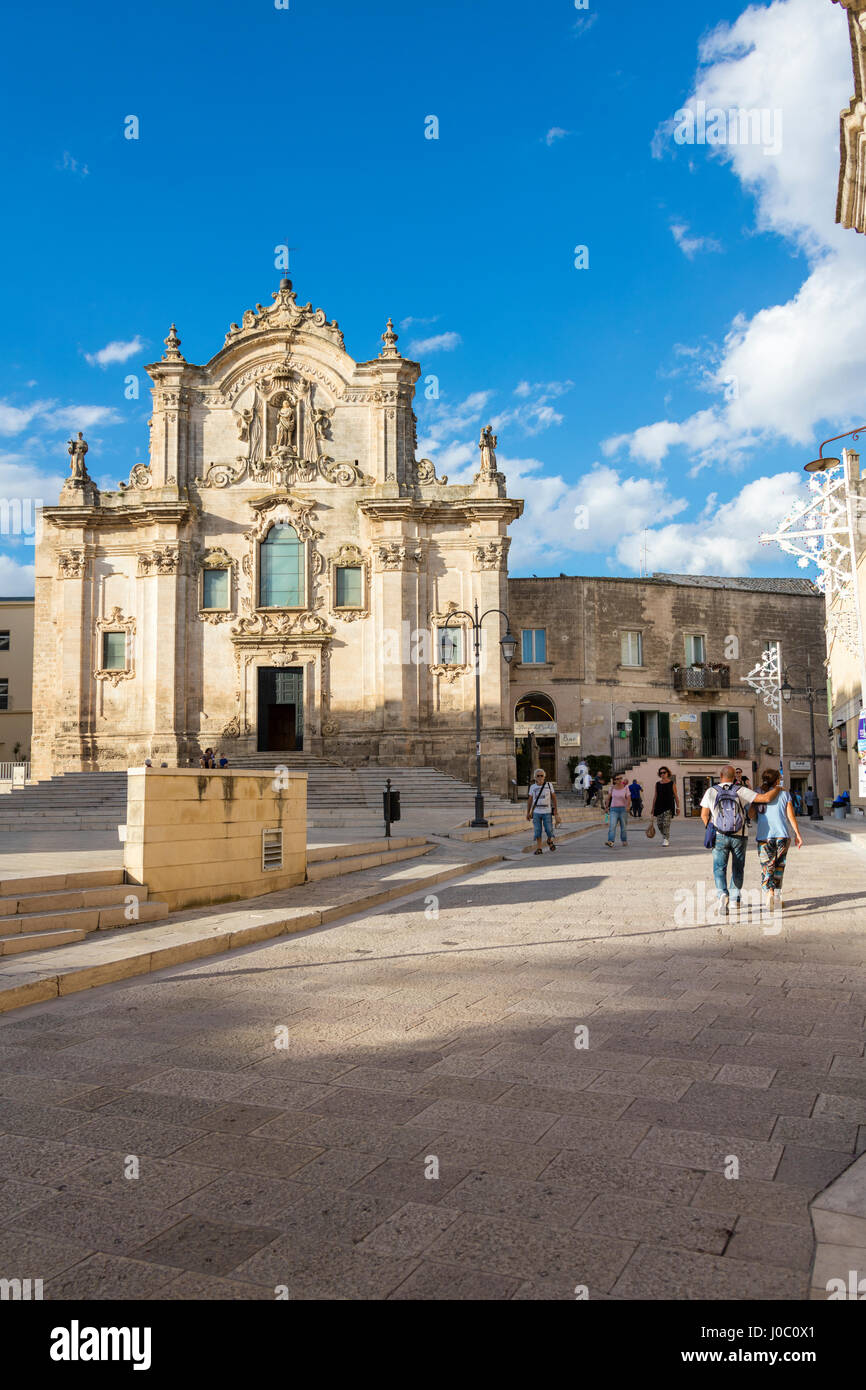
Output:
top-left (781, 658), bottom-right (823, 820)
top-left (442, 600), bottom-right (517, 828)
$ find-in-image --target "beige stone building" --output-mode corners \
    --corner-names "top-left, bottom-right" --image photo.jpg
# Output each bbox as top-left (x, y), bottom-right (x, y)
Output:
top-left (824, 453), bottom-right (866, 806)
top-left (0, 596), bottom-right (34, 766)
top-left (508, 573), bottom-right (832, 813)
top-left (834, 0), bottom-right (866, 233)
top-left (31, 279), bottom-right (521, 791)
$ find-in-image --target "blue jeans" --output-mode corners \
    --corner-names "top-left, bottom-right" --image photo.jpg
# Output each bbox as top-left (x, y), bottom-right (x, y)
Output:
top-left (607, 806), bottom-right (628, 843)
top-left (713, 832), bottom-right (746, 899)
top-left (532, 812), bottom-right (554, 841)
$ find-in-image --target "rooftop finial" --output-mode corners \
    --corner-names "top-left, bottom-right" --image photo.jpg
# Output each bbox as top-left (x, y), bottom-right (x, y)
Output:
top-left (162, 324), bottom-right (185, 362)
top-left (379, 317), bottom-right (400, 358)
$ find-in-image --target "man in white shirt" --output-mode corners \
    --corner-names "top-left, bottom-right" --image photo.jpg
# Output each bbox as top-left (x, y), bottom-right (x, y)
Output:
top-left (700, 765), bottom-right (781, 915)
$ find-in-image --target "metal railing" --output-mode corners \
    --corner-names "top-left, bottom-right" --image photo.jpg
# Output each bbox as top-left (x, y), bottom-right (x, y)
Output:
top-left (672, 664), bottom-right (731, 691)
top-left (0, 761), bottom-right (30, 782)
top-left (612, 738), bottom-right (751, 776)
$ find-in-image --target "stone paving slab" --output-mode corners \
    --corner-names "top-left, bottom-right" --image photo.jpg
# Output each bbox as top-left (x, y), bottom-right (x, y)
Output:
top-left (0, 817), bottom-right (863, 1299)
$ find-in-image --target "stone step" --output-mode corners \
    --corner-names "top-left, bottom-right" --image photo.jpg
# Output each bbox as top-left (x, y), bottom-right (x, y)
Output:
top-left (0, 900), bottom-right (168, 936)
top-left (0, 928), bottom-right (88, 956)
top-left (0, 884), bottom-right (153, 916)
top-left (0, 868), bottom-right (126, 896)
top-left (306, 836), bottom-right (428, 864)
top-left (306, 842), bottom-right (434, 882)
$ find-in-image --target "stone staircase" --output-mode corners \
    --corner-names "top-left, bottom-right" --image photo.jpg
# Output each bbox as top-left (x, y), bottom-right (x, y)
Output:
top-left (0, 772), bottom-right (128, 832)
top-left (0, 867), bottom-right (167, 956)
top-left (0, 763), bottom-right (519, 833)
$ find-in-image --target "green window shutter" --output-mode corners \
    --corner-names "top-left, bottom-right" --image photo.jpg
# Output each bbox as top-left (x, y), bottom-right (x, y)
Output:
top-left (658, 711), bottom-right (671, 757)
top-left (629, 710), bottom-right (640, 755)
top-left (701, 711), bottom-right (713, 756)
top-left (726, 712), bottom-right (740, 755)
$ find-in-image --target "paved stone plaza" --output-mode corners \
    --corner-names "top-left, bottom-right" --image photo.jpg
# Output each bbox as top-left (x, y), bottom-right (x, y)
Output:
top-left (0, 817), bottom-right (864, 1300)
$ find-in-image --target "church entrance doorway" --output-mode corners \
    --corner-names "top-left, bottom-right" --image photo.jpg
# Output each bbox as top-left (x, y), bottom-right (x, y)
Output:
top-left (257, 666), bottom-right (304, 752)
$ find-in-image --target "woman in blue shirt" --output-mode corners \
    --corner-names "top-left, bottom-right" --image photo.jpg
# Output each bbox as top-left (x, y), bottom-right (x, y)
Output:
top-left (749, 768), bottom-right (803, 909)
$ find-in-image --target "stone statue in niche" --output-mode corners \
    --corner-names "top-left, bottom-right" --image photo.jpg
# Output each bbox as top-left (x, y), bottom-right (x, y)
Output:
top-left (275, 399), bottom-right (296, 453)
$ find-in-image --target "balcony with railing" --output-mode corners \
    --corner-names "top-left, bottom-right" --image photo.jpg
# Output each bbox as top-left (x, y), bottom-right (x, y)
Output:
top-left (612, 736), bottom-right (751, 774)
top-left (672, 663), bottom-right (731, 693)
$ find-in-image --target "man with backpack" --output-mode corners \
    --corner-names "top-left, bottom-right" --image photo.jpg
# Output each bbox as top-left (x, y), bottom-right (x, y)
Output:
top-left (700, 766), bottom-right (783, 916)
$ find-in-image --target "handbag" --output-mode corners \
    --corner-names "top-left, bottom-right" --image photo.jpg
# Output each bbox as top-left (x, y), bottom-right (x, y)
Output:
top-left (704, 822), bottom-right (717, 849)
top-left (645, 820), bottom-right (656, 839)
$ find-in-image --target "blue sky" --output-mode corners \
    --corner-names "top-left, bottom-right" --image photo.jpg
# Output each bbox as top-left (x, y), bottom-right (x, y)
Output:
top-left (0, 0), bottom-right (860, 589)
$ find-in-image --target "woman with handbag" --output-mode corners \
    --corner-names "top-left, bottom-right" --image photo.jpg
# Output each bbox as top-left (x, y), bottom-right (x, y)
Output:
top-left (526, 769), bottom-right (561, 855)
top-left (649, 766), bottom-right (679, 846)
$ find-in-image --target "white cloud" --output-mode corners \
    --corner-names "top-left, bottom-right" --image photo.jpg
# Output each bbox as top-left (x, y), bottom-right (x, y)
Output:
top-left (85, 336), bottom-right (145, 368)
top-left (0, 554), bottom-right (35, 594)
top-left (0, 401), bottom-right (52, 435)
top-left (616, 471), bottom-right (808, 575)
top-left (399, 314), bottom-right (439, 331)
top-left (58, 151), bottom-right (89, 178)
top-left (408, 331), bottom-right (462, 356)
top-left (670, 222), bottom-right (722, 258)
top-left (41, 406), bottom-right (122, 432)
top-left (545, 127), bottom-right (570, 146)
top-left (614, 0), bottom-right (857, 470)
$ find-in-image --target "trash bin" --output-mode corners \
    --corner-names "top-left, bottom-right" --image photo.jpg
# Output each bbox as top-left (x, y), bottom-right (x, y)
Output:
top-left (834, 806), bottom-right (847, 821)
top-left (383, 788), bottom-right (401, 823)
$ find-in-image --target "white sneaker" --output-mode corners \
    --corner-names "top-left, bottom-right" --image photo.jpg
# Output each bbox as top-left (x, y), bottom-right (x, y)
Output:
top-left (662, 838), bottom-right (669, 846)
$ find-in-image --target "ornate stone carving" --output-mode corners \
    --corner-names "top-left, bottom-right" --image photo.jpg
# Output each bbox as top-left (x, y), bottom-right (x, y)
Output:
top-left (138, 546), bottom-right (182, 576)
top-left (118, 463), bottom-right (152, 491)
top-left (162, 324), bottom-right (185, 362)
top-left (57, 549), bottom-right (86, 579)
top-left (195, 452), bottom-right (365, 490)
top-left (376, 542), bottom-right (422, 571)
top-left (223, 279), bottom-right (345, 351)
top-left (429, 663), bottom-right (467, 684)
top-left (246, 497), bottom-right (323, 544)
top-left (321, 717), bottom-right (340, 736)
top-left (230, 611), bottom-right (333, 638)
top-left (474, 540), bottom-right (507, 571)
top-left (379, 318), bottom-right (400, 358)
top-left (416, 458), bottom-right (448, 485)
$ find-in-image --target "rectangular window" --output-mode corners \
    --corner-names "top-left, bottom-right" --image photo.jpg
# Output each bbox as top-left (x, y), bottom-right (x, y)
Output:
top-left (202, 568), bottom-right (230, 610)
top-left (0, 679), bottom-right (7, 710)
top-left (685, 634), bottom-right (706, 664)
top-left (437, 627), bottom-right (464, 664)
top-left (335, 565), bottom-right (362, 608)
top-left (0, 631), bottom-right (9, 650)
top-left (102, 631), bottom-right (126, 670)
top-left (621, 631), bottom-right (643, 666)
top-left (521, 629), bottom-right (547, 664)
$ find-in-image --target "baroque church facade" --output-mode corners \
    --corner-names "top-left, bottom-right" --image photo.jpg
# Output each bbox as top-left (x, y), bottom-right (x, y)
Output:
top-left (31, 279), bottom-right (523, 790)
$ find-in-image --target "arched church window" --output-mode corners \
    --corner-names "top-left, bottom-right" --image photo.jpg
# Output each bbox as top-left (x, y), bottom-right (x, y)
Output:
top-left (260, 524), bottom-right (304, 608)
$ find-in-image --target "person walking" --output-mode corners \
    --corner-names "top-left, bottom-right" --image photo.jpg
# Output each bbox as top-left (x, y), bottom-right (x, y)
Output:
top-left (605, 775), bottom-right (631, 847)
top-left (749, 768), bottom-right (802, 912)
top-left (804, 786), bottom-right (816, 819)
top-left (628, 778), bottom-right (643, 818)
top-left (526, 769), bottom-right (560, 855)
top-left (700, 764), bottom-right (784, 916)
top-left (580, 769), bottom-right (593, 805)
top-left (649, 767), bottom-right (680, 846)
top-left (586, 772), bottom-right (602, 808)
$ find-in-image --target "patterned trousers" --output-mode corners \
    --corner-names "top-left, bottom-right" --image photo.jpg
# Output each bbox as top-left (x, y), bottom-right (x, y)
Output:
top-left (758, 838), bottom-right (789, 891)
top-left (655, 810), bottom-right (673, 839)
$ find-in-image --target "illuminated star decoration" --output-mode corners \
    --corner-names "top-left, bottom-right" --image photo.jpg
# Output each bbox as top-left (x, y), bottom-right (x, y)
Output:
top-left (741, 642), bottom-right (781, 735)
